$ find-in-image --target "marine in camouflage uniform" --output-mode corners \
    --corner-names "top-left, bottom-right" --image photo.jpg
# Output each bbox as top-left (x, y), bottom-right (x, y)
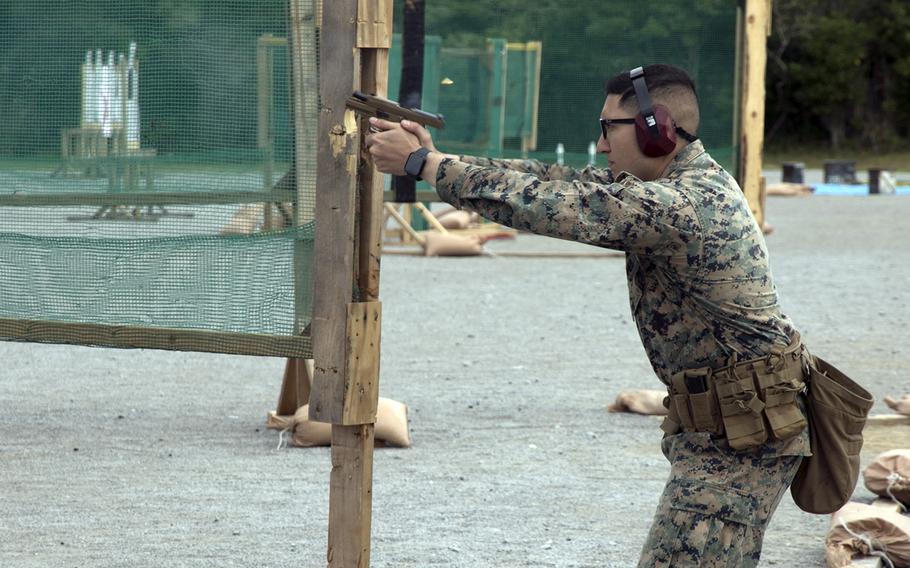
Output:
top-left (365, 64), bottom-right (810, 566)
top-left (430, 142), bottom-right (810, 567)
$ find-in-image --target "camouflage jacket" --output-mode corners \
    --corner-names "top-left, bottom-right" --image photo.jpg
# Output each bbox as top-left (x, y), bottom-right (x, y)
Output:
top-left (435, 141), bottom-right (799, 384)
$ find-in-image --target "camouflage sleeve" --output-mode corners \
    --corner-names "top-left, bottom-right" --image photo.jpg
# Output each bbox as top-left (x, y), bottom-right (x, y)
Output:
top-left (458, 155), bottom-right (614, 184)
top-left (435, 158), bottom-right (702, 256)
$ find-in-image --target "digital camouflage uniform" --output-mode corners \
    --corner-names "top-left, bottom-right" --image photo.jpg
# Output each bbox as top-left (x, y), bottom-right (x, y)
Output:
top-left (433, 140), bottom-right (811, 567)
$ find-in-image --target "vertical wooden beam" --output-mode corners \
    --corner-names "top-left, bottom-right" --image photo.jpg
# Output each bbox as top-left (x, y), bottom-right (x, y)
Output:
top-left (328, 424), bottom-right (375, 567)
top-left (486, 38), bottom-right (508, 157)
top-left (738, 0), bottom-right (772, 227)
top-left (289, 0), bottom-right (320, 340)
top-left (257, 35), bottom-right (274, 231)
top-left (526, 41), bottom-right (543, 153)
top-left (310, 0), bottom-right (362, 426)
top-left (275, 358), bottom-right (313, 416)
top-left (309, 1), bottom-right (392, 566)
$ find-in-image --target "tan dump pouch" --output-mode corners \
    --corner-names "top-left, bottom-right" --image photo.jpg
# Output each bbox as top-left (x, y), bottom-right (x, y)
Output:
top-left (790, 356), bottom-right (874, 514)
top-left (714, 369), bottom-right (768, 450)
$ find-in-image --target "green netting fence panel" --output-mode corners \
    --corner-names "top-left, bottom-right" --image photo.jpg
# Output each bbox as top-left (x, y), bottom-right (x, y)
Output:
top-left (392, 1), bottom-right (739, 171)
top-left (0, 1), bottom-right (317, 357)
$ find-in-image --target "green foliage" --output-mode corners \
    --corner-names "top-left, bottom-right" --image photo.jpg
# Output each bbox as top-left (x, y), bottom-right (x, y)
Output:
top-left (767, 0), bottom-right (910, 150)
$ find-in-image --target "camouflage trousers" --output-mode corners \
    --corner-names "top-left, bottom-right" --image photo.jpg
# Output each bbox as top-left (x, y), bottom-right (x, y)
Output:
top-left (637, 432), bottom-right (803, 568)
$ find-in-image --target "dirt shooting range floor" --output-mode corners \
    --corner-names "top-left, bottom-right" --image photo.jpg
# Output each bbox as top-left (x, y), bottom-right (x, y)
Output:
top-left (1, 194), bottom-right (908, 567)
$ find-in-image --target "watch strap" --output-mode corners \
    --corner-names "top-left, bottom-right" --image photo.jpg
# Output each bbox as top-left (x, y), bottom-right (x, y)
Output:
top-left (404, 147), bottom-right (431, 180)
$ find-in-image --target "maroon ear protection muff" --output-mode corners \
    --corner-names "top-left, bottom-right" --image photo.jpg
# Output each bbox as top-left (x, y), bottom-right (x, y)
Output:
top-left (629, 66), bottom-right (698, 157)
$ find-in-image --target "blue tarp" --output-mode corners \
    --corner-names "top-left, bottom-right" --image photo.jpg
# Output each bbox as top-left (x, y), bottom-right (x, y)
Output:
top-left (811, 183), bottom-right (910, 196)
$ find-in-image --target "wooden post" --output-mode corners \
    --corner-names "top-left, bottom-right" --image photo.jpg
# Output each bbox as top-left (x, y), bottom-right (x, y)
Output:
top-left (257, 35), bottom-right (274, 231)
top-left (308, 0), bottom-right (392, 566)
top-left (738, 0), bottom-right (771, 227)
top-left (486, 38), bottom-right (508, 157)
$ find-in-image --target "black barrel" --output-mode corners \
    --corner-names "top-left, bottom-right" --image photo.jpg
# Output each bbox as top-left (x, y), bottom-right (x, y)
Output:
top-left (782, 162), bottom-right (805, 184)
top-left (823, 160), bottom-right (857, 184)
top-left (868, 168), bottom-right (896, 194)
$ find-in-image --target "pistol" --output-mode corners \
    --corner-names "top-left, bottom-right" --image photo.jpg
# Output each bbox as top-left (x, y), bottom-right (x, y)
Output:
top-left (346, 91), bottom-right (445, 129)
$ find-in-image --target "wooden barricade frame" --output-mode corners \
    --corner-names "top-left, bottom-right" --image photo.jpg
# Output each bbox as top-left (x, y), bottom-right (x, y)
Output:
top-left (737, 0), bottom-right (771, 227)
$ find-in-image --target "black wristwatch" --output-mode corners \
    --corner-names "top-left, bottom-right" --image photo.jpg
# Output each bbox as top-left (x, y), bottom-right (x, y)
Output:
top-left (404, 147), bottom-right (431, 180)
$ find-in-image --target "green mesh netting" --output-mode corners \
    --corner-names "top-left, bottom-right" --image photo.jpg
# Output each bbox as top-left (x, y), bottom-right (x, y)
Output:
top-left (0, 1), bottom-right (317, 357)
top-left (389, 1), bottom-right (740, 170)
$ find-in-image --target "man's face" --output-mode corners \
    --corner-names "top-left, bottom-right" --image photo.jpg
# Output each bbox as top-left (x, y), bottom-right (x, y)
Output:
top-left (597, 94), bottom-right (655, 180)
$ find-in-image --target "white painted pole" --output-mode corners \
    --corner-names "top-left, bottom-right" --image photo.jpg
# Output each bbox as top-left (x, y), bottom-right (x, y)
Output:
top-left (113, 52), bottom-right (125, 133)
top-left (81, 51), bottom-right (92, 127)
top-left (100, 51), bottom-right (115, 138)
top-left (127, 42), bottom-right (140, 150)
top-left (93, 50), bottom-right (103, 128)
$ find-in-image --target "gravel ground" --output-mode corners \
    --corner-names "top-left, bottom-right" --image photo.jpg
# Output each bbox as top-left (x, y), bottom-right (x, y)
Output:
top-left (1, 194), bottom-right (908, 567)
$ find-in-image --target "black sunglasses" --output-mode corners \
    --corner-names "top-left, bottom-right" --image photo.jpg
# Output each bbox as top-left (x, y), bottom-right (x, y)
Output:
top-left (600, 117), bottom-right (636, 140)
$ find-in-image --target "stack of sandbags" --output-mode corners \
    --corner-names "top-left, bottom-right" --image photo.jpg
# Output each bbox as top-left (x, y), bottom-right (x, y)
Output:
top-left (824, 450), bottom-right (910, 567)
top-left (269, 397), bottom-right (411, 448)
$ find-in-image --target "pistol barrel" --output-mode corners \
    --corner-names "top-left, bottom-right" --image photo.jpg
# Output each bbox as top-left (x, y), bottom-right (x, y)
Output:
top-left (346, 91), bottom-right (445, 129)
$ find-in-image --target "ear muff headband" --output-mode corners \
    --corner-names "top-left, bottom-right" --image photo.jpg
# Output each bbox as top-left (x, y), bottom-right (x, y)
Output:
top-left (630, 67), bottom-right (660, 139)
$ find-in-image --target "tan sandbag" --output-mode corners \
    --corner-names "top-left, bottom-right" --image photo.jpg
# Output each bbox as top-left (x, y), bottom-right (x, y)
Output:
top-left (864, 449), bottom-right (910, 505)
top-left (432, 206), bottom-right (457, 219)
top-left (375, 398), bottom-right (411, 447)
top-left (766, 182), bottom-right (813, 197)
top-left (219, 204), bottom-right (262, 235)
top-left (290, 404), bottom-right (331, 447)
top-left (423, 232), bottom-right (484, 257)
top-left (826, 501), bottom-right (910, 567)
top-left (437, 210), bottom-right (473, 230)
top-left (886, 394), bottom-right (910, 416)
top-left (607, 389), bottom-right (669, 416)
top-left (289, 397), bottom-right (411, 448)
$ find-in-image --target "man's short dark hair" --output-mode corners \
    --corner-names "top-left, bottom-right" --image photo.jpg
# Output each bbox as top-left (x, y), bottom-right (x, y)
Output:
top-left (604, 64), bottom-right (698, 106)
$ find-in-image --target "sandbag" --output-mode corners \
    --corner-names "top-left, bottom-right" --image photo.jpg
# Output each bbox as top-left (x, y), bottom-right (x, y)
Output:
top-left (607, 389), bottom-right (669, 416)
top-left (437, 210), bottom-right (473, 230)
top-left (886, 394), bottom-right (910, 416)
top-left (219, 204), bottom-right (262, 235)
top-left (423, 232), bottom-right (484, 257)
top-left (432, 206), bottom-right (457, 219)
top-left (826, 501), bottom-right (910, 567)
top-left (791, 355), bottom-right (874, 514)
top-left (766, 182), bottom-right (813, 197)
top-left (864, 449), bottom-right (910, 506)
top-left (289, 397), bottom-right (411, 448)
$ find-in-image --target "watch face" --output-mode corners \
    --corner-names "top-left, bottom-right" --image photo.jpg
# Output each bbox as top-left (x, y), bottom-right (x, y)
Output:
top-left (406, 148), bottom-right (428, 178)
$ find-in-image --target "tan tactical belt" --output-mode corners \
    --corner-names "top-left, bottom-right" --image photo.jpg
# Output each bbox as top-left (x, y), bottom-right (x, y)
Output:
top-left (661, 332), bottom-right (809, 450)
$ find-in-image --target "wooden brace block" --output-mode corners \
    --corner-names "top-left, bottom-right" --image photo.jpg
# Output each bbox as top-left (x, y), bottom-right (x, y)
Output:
top-left (356, 0), bottom-right (393, 48)
top-left (342, 301), bottom-right (382, 424)
top-left (310, 301), bottom-right (382, 425)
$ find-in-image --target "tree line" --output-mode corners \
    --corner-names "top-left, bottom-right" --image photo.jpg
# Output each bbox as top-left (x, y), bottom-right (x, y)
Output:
top-left (767, 0), bottom-right (910, 150)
